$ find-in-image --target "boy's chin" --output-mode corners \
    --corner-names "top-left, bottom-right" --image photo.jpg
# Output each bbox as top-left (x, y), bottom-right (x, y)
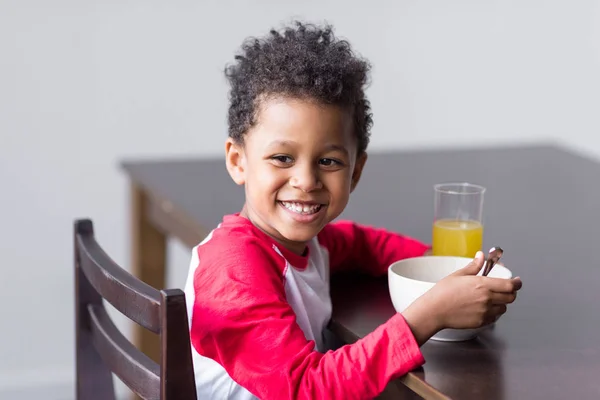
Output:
top-left (279, 227), bottom-right (321, 244)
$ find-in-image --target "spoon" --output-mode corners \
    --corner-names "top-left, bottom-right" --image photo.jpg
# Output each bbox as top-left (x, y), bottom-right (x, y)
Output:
top-left (482, 246), bottom-right (503, 276)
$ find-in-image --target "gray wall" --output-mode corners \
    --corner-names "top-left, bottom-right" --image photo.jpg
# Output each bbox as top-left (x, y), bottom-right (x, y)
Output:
top-left (2, 1), bottom-right (599, 398)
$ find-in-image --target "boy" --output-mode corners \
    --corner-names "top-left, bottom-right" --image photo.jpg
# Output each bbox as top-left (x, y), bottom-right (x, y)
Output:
top-left (183, 21), bottom-right (522, 399)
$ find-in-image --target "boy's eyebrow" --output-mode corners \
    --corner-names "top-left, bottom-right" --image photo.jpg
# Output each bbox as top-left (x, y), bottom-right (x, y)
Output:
top-left (323, 144), bottom-right (350, 157)
top-left (266, 141), bottom-right (349, 156)
top-left (266, 139), bottom-right (297, 149)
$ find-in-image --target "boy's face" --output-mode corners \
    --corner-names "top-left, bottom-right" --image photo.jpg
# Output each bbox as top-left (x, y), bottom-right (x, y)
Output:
top-left (225, 97), bottom-right (367, 254)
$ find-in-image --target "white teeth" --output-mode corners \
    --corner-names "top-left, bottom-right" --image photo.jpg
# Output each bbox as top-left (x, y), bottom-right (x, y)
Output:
top-left (281, 201), bottom-right (322, 215)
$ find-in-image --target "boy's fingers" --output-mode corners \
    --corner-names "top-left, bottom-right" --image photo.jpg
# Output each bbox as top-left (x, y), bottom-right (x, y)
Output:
top-left (452, 251), bottom-right (485, 276)
top-left (492, 304), bottom-right (508, 316)
top-left (487, 277), bottom-right (523, 293)
top-left (482, 304), bottom-right (507, 325)
top-left (490, 291), bottom-right (517, 304)
top-left (512, 277), bottom-right (523, 290)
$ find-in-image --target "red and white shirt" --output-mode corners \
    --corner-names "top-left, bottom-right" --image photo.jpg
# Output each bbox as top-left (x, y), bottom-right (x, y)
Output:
top-left (183, 214), bottom-right (429, 399)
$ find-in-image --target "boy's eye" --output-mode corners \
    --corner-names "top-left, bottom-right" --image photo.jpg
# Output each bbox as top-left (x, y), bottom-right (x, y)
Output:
top-left (319, 158), bottom-right (342, 167)
top-left (271, 155), bottom-right (294, 164)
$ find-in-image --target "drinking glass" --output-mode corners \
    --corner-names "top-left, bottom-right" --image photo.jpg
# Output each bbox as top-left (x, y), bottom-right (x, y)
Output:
top-left (431, 183), bottom-right (486, 257)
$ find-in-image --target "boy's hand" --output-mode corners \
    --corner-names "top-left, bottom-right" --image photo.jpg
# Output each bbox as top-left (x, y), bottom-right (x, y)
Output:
top-left (426, 251), bottom-right (523, 329)
top-left (402, 251), bottom-right (522, 345)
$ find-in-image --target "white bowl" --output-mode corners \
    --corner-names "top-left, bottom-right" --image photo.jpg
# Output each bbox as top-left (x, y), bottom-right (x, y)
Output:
top-left (388, 256), bottom-right (513, 342)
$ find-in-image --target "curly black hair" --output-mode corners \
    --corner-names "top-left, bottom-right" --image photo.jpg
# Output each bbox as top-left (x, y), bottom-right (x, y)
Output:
top-left (224, 21), bottom-right (373, 155)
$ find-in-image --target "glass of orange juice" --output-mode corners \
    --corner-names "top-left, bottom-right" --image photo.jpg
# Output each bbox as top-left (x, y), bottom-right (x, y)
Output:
top-left (431, 183), bottom-right (486, 257)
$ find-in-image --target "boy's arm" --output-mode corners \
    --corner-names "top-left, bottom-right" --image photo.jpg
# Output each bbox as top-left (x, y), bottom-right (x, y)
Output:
top-left (191, 243), bottom-right (425, 400)
top-left (318, 220), bottom-right (430, 276)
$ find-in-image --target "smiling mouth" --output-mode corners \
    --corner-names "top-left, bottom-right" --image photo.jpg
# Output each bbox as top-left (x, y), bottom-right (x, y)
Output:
top-left (279, 201), bottom-right (323, 215)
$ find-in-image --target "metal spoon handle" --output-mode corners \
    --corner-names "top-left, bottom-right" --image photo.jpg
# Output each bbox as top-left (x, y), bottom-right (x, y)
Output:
top-left (482, 246), bottom-right (504, 277)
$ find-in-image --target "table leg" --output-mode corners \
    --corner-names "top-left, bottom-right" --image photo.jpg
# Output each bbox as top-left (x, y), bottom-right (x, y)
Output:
top-left (130, 183), bottom-right (167, 364)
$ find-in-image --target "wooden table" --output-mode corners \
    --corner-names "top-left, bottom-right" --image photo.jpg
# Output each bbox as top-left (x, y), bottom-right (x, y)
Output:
top-left (122, 143), bottom-right (600, 399)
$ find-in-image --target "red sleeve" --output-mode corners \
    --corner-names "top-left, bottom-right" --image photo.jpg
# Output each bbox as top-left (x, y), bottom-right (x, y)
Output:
top-left (318, 220), bottom-right (430, 276)
top-left (191, 238), bottom-right (425, 400)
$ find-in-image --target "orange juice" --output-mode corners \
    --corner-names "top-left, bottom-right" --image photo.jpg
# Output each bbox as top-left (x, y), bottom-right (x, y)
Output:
top-left (432, 219), bottom-right (483, 257)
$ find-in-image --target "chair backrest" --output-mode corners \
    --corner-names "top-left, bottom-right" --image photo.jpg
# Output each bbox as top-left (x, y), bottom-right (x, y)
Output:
top-left (74, 219), bottom-right (197, 400)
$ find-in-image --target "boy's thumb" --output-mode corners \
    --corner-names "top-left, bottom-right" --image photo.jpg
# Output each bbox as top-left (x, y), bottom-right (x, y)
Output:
top-left (453, 251), bottom-right (485, 276)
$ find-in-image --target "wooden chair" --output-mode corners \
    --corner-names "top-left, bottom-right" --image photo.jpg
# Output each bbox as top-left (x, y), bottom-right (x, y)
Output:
top-left (74, 219), bottom-right (197, 400)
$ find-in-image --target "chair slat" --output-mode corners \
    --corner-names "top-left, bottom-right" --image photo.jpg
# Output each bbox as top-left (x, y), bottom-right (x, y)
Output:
top-left (88, 304), bottom-right (160, 400)
top-left (76, 231), bottom-right (161, 333)
top-left (75, 261), bottom-right (116, 400)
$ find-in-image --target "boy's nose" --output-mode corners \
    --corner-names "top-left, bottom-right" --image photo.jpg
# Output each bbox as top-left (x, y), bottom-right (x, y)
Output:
top-left (290, 166), bottom-right (323, 192)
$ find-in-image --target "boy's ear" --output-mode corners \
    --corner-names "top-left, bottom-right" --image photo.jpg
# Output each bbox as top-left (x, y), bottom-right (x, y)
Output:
top-left (350, 152), bottom-right (368, 192)
top-left (225, 138), bottom-right (246, 185)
